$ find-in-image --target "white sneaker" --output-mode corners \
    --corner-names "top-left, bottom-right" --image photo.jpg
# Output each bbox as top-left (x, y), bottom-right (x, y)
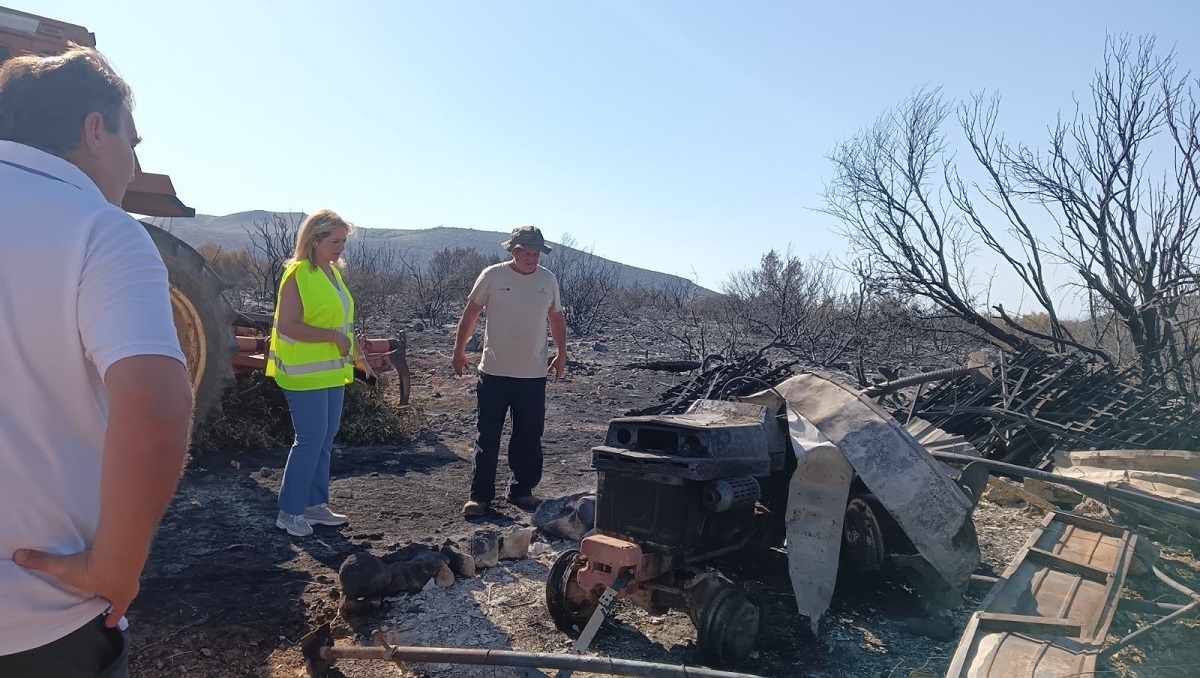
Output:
top-left (276, 511), bottom-right (313, 536)
top-left (304, 503), bottom-right (349, 526)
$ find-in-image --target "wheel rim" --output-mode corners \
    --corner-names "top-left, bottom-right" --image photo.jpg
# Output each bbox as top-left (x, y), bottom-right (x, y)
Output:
top-left (717, 592), bottom-right (760, 664)
top-left (169, 284), bottom-right (207, 395)
top-left (546, 549), bottom-right (595, 636)
top-left (842, 498), bottom-right (885, 572)
top-left (698, 584), bottom-right (759, 665)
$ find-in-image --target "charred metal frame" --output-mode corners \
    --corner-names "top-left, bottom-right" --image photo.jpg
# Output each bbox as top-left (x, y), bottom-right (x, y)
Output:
top-left (910, 346), bottom-right (1200, 469)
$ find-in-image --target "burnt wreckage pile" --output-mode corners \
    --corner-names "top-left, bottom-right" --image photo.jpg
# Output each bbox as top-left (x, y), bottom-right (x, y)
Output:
top-left (627, 352), bottom-right (800, 417)
top-left (635, 343), bottom-right (1200, 471)
top-left (905, 345), bottom-right (1200, 469)
top-left (596, 346), bottom-right (1200, 674)
top-left (304, 347), bottom-right (1200, 676)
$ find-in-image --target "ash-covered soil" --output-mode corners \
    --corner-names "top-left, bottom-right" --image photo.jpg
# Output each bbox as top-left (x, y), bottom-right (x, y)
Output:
top-left (123, 319), bottom-right (1200, 678)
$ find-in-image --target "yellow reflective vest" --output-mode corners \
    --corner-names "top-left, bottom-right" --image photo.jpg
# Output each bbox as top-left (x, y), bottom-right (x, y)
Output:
top-left (266, 259), bottom-right (355, 391)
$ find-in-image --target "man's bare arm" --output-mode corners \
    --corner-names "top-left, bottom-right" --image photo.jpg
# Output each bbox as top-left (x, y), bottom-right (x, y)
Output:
top-left (548, 308), bottom-right (567, 379)
top-left (452, 300), bottom-right (485, 376)
top-left (15, 354), bottom-right (193, 626)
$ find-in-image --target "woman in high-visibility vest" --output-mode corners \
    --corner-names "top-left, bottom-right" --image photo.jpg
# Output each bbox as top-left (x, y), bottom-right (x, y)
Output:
top-left (267, 208), bottom-right (375, 537)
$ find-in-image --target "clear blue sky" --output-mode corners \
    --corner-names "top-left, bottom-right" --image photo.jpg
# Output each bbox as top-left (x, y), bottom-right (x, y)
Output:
top-left (20, 0), bottom-right (1200, 302)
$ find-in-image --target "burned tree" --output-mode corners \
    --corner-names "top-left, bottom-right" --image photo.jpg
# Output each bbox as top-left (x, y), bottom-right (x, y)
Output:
top-left (650, 274), bottom-right (703, 311)
top-left (402, 246), bottom-right (503, 326)
top-left (196, 242), bottom-right (257, 310)
top-left (1003, 36), bottom-right (1200, 395)
top-left (542, 233), bottom-right (623, 337)
top-left (821, 88), bottom-right (1028, 352)
top-left (244, 213), bottom-right (300, 305)
top-left (823, 35), bottom-right (1200, 398)
top-left (722, 248), bottom-right (837, 349)
top-left (344, 241), bottom-right (405, 332)
top-left (720, 248), bottom-right (891, 368)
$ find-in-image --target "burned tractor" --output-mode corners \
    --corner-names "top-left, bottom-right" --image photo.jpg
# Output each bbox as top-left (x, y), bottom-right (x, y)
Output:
top-left (546, 400), bottom-right (785, 664)
top-left (545, 371), bottom-right (984, 667)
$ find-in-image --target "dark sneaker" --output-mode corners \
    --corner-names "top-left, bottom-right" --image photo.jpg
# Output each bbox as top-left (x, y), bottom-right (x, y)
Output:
top-left (462, 499), bottom-right (489, 518)
top-left (508, 495), bottom-right (542, 511)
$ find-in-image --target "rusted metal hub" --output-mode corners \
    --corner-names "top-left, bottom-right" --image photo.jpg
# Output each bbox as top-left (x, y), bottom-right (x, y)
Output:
top-left (841, 498), bottom-right (885, 572)
top-left (544, 549), bottom-right (597, 636)
top-left (169, 285), bottom-right (207, 397)
top-left (576, 534), bottom-right (658, 612)
top-left (577, 534), bottom-right (643, 589)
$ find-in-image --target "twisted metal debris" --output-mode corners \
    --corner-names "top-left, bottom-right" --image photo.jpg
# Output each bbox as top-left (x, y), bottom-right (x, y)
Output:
top-left (908, 346), bottom-right (1200, 469)
top-left (626, 354), bottom-right (798, 417)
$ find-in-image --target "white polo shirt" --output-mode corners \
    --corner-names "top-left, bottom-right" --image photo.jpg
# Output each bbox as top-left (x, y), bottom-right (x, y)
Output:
top-left (0, 140), bottom-right (186, 654)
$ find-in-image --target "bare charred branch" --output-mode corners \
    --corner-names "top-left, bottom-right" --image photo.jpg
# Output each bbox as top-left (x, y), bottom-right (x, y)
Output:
top-left (820, 87), bottom-right (1028, 352)
top-left (243, 213), bottom-right (300, 305)
top-left (543, 233), bottom-right (623, 337)
top-left (822, 34), bottom-right (1200, 400)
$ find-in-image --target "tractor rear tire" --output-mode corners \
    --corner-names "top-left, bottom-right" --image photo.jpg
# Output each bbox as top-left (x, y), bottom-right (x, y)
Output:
top-left (141, 222), bottom-right (238, 439)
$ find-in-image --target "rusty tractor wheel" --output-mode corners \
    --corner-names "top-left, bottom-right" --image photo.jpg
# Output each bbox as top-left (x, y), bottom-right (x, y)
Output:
top-left (545, 549), bottom-right (597, 637)
top-left (141, 222), bottom-right (238, 438)
top-left (692, 579), bottom-right (760, 666)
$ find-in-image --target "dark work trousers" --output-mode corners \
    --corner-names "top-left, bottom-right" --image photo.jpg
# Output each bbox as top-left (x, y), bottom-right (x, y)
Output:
top-left (0, 614), bottom-right (129, 677)
top-left (470, 372), bottom-right (547, 503)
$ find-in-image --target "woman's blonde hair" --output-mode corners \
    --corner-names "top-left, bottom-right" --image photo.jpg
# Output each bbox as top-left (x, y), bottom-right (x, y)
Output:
top-left (289, 208), bottom-right (355, 268)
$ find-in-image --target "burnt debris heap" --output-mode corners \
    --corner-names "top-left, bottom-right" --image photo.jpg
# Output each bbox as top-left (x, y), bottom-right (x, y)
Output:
top-left (633, 342), bottom-right (1200, 472)
top-left (627, 353), bottom-right (799, 418)
top-left (908, 345), bottom-right (1200, 469)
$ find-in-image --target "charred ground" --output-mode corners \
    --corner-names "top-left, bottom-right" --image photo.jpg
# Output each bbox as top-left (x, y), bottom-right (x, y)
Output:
top-left (125, 316), bottom-right (1200, 678)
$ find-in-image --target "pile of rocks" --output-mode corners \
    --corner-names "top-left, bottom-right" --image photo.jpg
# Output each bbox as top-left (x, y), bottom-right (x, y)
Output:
top-left (337, 492), bottom-right (597, 616)
top-left (338, 526), bottom-right (537, 615)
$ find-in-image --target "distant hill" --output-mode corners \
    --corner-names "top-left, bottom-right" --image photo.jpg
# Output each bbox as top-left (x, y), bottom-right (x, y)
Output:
top-left (145, 211), bottom-right (715, 295)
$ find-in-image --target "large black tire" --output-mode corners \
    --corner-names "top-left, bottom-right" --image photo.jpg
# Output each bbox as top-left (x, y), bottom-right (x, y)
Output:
top-left (691, 578), bottom-right (760, 666)
top-left (141, 222), bottom-right (238, 439)
top-left (545, 549), bottom-right (596, 637)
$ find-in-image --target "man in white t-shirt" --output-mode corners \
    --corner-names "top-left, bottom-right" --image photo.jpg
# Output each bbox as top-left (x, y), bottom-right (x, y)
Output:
top-left (452, 226), bottom-right (567, 518)
top-left (0, 46), bottom-right (194, 677)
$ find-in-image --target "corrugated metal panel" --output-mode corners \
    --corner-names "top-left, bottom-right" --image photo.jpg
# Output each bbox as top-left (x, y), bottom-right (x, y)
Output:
top-left (946, 511), bottom-right (1136, 677)
top-left (906, 417), bottom-right (982, 458)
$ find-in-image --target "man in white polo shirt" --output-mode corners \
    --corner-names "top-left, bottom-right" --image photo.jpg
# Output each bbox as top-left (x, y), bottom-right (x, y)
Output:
top-left (0, 45), bottom-right (194, 677)
top-left (452, 226), bottom-right (567, 518)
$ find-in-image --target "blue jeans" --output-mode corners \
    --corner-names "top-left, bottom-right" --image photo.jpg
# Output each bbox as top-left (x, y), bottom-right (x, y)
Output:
top-left (278, 386), bottom-right (345, 515)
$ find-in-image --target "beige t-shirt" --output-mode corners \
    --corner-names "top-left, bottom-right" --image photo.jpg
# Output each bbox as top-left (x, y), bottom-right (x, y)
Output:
top-left (468, 262), bottom-right (562, 379)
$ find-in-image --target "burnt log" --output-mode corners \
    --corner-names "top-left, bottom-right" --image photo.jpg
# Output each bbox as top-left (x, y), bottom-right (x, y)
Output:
top-left (623, 360), bottom-right (702, 373)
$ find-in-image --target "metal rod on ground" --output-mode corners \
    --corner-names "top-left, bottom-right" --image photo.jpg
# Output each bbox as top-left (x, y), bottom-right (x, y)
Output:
top-left (1152, 566), bottom-right (1200, 603)
top-left (1100, 599), bottom-right (1200, 658)
top-left (1117, 599), bottom-right (1188, 615)
top-left (927, 451), bottom-right (1200, 524)
top-left (319, 645), bottom-right (767, 678)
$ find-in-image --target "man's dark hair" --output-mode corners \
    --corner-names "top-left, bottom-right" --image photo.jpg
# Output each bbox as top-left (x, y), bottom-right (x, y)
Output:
top-left (0, 43), bottom-right (132, 156)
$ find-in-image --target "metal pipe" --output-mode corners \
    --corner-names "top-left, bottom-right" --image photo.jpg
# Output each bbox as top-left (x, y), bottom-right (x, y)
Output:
top-left (1100, 599), bottom-right (1200, 658)
top-left (1152, 566), bottom-right (1200, 603)
top-left (1117, 598), bottom-right (1187, 615)
top-left (862, 366), bottom-right (971, 397)
top-left (319, 644), bottom-right (767, 678)
top-left (927, 451), bottom-right (1200, 524)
